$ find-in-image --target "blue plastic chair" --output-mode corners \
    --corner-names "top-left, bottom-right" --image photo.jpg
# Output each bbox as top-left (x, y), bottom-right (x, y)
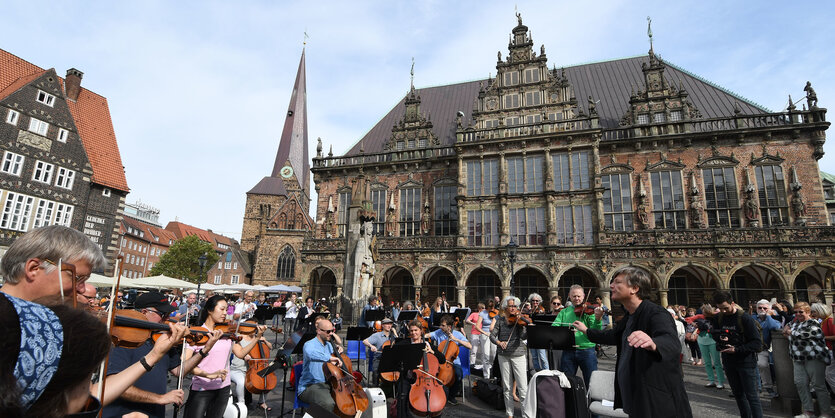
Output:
top-left (458, 345), bottom-right (471, 403)
top-left (292, 362), bottom-right (308, 417)
top-left (345, 340), bottom-right (367, 360)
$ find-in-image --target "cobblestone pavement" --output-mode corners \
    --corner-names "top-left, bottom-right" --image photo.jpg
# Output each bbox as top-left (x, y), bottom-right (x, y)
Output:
top-left (164, 328), bottom-right (793, 417)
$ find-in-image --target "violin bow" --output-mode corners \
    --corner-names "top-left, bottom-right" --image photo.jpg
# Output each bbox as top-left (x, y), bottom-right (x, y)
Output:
top-left (173, 307), bottom-right (190, 417)
top-left (94, 255), bottom-right (124, 414)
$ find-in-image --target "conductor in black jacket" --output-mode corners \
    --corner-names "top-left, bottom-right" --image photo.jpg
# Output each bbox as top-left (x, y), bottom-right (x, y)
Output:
top-left (573, 267), bottom-right (692, 417)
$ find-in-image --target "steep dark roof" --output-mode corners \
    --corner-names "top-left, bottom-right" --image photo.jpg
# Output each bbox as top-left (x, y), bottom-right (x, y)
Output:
top-left (345, 55), bottom-right (768, 156)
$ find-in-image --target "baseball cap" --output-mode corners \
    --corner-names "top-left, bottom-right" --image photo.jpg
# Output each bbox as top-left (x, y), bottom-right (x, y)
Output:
top-left (381, 318), bottom-right (394, 324)
top-left (135, 291), bottom-right (176, 315)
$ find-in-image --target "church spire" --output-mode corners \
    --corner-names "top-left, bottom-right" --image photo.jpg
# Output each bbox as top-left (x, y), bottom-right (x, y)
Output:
top-left (270, 49), bottom-right (309, 193)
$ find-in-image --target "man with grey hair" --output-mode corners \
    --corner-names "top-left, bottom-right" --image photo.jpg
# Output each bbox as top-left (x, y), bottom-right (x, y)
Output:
top-left (0, 225), bottom-right (189, 409)
top-left (234, 290), bottom-right (257, 321)
top-left (574, 267), bottom-right (692, 417)
top-left (0, 225), bottom-right (106, 302)
top-left (527, 292), bottom-right (549, 371)
top-left (752, 299), bottom-right (781, 398)
top-left (553, 284), bottom-right (604, 384)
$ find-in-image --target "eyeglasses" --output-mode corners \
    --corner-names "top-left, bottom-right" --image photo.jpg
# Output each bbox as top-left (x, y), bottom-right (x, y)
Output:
top-left (145, 308), bottom-right (164, 317)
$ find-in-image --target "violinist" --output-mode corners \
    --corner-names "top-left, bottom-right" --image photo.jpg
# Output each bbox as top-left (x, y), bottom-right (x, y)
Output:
top-left (428, 314), bottom-right (472, 406)
top-left (102, 291), bottom-right (221, 418)
top-left (489, 296), bottom-right (530, 418)
top-left (298, 318), bottom-right (343, 413)
top-left (362, 318), bottom-right (398, 386)
top-left (552, 285), bottom-right (604, 385)
top-left (0, 225), bottom-right (184, 408)
top-left (527, 292), bottom-right (549, 371)
top-left (479, 299), bottom-right (498, 378)
top-left (182, 295), bottom-right (267, 418)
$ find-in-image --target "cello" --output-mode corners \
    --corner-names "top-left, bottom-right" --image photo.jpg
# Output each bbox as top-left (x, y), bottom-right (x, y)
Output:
top-left (245, 337), bottom-right (277, 394)
top-left (409, 342), bottom-right (446, 416)
top-left (435, 327), bottom-right (459, 386)
top-left (323, 341), bottom-right (369, 417)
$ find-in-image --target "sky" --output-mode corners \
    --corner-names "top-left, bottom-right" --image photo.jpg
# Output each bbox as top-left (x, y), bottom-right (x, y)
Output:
top-left (3, 1), bottom-right (834, 240)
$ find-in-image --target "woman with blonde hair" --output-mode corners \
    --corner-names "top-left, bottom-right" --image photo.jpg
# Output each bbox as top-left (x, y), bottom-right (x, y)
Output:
top-left (783, 302), bottom-right (831, 418)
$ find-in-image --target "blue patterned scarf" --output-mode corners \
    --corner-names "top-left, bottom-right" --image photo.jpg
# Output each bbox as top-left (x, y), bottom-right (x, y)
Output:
top-left (3, 292), bottom-right (64, 409)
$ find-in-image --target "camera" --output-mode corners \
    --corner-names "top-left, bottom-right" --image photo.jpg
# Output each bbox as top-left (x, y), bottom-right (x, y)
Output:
top-left (714, 328), bottom-right (742, 351)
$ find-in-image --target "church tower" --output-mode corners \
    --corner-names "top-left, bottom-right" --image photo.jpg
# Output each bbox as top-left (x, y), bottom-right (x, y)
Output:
top-left (241, 50), bottom-right (313, 285)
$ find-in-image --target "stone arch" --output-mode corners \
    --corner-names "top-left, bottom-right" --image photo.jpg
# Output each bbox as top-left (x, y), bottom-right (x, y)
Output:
top-left (465, 267), bottom-right (501, 310)
top-left (790, 263), bottom-right (834, 303)
top-left (728, 263), bottom-right (786, 304)
top-left (463, 264), bottom-right (502, 285)
top-left (556, 267), bottom-right (602, 300)
top-left (309, 267), bottom-right (337, 301)
top-left (379, 265), bottom-right (416, 306)
top-left (418, 264), bottom-right (459, 287)
top-left (422, 266), bottom-right (457, 306)
top-left (666, 263), bottom-right (722, 308)
top-left (513, 267), bottom-right (549, 301)
top-left (604, 263), bottom-right (664, 303)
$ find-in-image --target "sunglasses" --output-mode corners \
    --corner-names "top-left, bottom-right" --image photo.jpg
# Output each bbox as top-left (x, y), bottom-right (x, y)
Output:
top-left (757, 307), bottom-right (769, 310)
top-left (552, 302), bottom-right (562, 305)
top-left (319, 329), bottom-right (335, 334)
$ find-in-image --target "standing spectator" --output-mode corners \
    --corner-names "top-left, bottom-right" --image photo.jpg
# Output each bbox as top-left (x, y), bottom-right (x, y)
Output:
top-left (689, 304), bottom-right (725, 389)
top-left (669, 308), bottom-right (689, 364)
top-left (684, 316), bottom-right (703, 366)
top-left (784, 302), bottom-right (831, 418)
top-left (391, 301), bottom-right (401, 322)
top-left (466, 303), bottom-right (485, 369)
top-left (332, 313), bottom-right (343, 331)
top-left (479, 299), bottom-right (497, 378)
top-left (595, 296), bottom-right (611, 329)
top-left (284, 293), bottom-right (299, 335)
top-left (753, 299), bottom-right (781, 398)
top-left (548, 295), bottom-right (564, 370)
top-left (818, 302), bottom-right (835, 394)
top-left (711, 291), bottom-right (763, 418)
top-left (575, 267), bottom-right (692, 417)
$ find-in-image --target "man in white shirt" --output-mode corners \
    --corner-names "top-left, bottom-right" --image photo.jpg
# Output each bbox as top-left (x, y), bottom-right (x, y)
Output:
top-left (234, 290), bottom-right (257, 321)
top-left (284, 293), bottom-right (299, 335)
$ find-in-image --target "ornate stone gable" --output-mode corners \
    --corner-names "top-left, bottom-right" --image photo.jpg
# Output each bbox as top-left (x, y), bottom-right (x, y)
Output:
top-left (266, 195), bottom-right (312, 231)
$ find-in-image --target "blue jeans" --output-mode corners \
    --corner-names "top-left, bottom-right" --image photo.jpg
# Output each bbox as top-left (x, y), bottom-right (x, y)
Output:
top-left (558, 347), bottom-right (597, 384)
top-left (530, 348), bottom-right (549, 371)
top-left (724, 362), bottom-right (763, 418)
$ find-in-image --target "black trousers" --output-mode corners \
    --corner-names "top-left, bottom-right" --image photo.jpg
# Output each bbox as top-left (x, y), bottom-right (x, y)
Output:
top-left (184, 385), bottom-right (231, 418)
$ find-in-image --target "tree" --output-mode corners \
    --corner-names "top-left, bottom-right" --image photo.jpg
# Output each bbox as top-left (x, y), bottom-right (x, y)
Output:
top-left (149, 235), bottom-right (219, 283)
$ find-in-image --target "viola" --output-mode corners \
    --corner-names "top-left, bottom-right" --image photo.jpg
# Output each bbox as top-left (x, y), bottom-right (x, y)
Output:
top-left (409, 341), bottom-right (446, 416)
top-left (323, 341), bottom-right (369, 417)
top-left (435, 336), bottom-right (458, 387)
top-left (245, 339), bottom-right (277, 394)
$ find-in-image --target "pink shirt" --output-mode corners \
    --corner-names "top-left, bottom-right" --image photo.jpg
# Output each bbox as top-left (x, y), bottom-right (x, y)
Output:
top-left (468, 312), bottom-right (481, 335)
top-left (188, 336), bottom-right (233, 391)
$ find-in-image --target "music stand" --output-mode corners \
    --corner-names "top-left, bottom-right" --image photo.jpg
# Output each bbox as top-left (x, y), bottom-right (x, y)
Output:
top-left (300, 312), bottom-right (330, 333)
top-left (395, 310), bottom-right (418, 322)
top-left (346, 327), bottom-right (374, 371)
top-left (378, 343), bottom-right (425, 418)
top-left (531, 313), bottom-right (557, 325)
top-left (526, 325), bottom-right (575, 371)
top-left (364, 309), bottom-right (385, 324)
top-left (451, 308), bottom-right (470, 327)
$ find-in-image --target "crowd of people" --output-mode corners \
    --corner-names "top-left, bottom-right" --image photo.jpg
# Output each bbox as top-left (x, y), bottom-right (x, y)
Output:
top-left (1, 224), bottom-right (833, 418)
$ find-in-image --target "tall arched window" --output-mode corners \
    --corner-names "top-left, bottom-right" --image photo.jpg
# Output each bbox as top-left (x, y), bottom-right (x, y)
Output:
top-left (278, 213), bottom-right (287, 229)
top-left (277, 246), bottom-right (295, 280)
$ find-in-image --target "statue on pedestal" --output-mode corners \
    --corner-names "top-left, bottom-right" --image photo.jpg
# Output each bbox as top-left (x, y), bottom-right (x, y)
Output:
top-left (353, 221), bottom-right (376, 301)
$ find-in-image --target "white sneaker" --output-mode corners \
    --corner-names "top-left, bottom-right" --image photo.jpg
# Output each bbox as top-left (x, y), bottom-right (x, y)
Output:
top-left (716, 384), bottom-right (724, 389)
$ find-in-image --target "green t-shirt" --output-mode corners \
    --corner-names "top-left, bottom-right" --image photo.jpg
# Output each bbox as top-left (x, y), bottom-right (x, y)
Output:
top-left (552, 307), bottom-right (602, 350)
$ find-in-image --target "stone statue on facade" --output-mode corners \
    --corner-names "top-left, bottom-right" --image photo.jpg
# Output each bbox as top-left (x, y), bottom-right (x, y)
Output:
top-left (353, 221), bottom-right (376, 301)
top-left (804, 81), bottom-right (818, 109)
top-left (324, 212), bottom-right (335, 238)
top-left (690, 194), bottom-right (705, 228)
top-left (636, 199), bottom-right (650, 229)
top-left (588, 96), bottom-right (597, 116)
top-left (316, 137), bottom-right (323, 158)
top-left (386, 207), bottom-right (396, 236)
top-left (420, 204), bottom-right (431, 235)
top-left (792, 192), bottom-right (807, 226)
top-left (743, 189), bottom-right (760, 227)
top-left (516, 11), bottom-right (523, 26)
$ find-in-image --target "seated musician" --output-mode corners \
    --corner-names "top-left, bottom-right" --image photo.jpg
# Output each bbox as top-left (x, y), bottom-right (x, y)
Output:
top-left (362, 318), bottom-right (398, 386)
top-left (298, 318), bottom-right (343, 412)
top-left (102, 291), bottom-right (221, 418)
top-left (427, 314), bottom-right (472, 406)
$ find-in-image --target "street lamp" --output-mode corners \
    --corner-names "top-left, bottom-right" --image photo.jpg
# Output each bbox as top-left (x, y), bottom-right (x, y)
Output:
top-left (196, 253), bottom-right (207, 301)
top-left (506, 238), bottom-right (518, 296)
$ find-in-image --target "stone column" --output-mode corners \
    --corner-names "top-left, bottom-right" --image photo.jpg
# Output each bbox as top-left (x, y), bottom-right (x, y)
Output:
top-left (659, 288), bottom-right (669, 307)
top-left (598, 289), bottom-right (612, 311)
top-left (457, 286), bottom-right (467, 307)
top-left (548, 287), bottom-right (559, 299)
top-left (501, 286), bottom-right (511, 299)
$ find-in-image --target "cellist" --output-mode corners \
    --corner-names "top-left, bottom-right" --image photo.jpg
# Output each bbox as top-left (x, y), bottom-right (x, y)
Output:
top-left (427, 314), bottom-right (471, 406)
top-left (298, 318), bottom-right (343, 412)
top-left (362, 317), bottom-right (398, 387)
top-left (229, 327), bottom-right (273, 411)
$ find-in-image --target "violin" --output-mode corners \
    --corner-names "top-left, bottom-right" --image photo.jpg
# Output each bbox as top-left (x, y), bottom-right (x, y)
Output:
top-left (573, 302), bottom-right (601, 317)
top-left (488, 308), bottom-right (500, 319)
top-left (323, 341), bottom-right (369, 417)
top-left (505, 312), bottom-right (532, 326)
top-left (245, 339), bottom-right (277, 394)
top-left (409, 340), bottom-right (446, 416)
top-left (435, 335), bottom-right (458, 387)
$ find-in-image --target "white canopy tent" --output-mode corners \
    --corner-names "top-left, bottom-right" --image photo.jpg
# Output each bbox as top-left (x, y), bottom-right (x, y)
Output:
top-left (130, 275), bottom-right (198, 290)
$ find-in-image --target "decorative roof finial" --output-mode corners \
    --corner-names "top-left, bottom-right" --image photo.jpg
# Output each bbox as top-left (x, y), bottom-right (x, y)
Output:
top-left (410, 57), bottom-right (415, 90)
top-left (303, 31), bottom-right (309, 46)
top-left (516, 5), bottom-right (522, 26)
top-left (647, 16), bottom-right (653, 53)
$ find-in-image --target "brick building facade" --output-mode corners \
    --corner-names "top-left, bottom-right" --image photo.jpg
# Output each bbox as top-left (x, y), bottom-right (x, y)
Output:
top-left (0, 49), bottom-right (129, 274)
top-left (301, 16), bottom-right (833, 312)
